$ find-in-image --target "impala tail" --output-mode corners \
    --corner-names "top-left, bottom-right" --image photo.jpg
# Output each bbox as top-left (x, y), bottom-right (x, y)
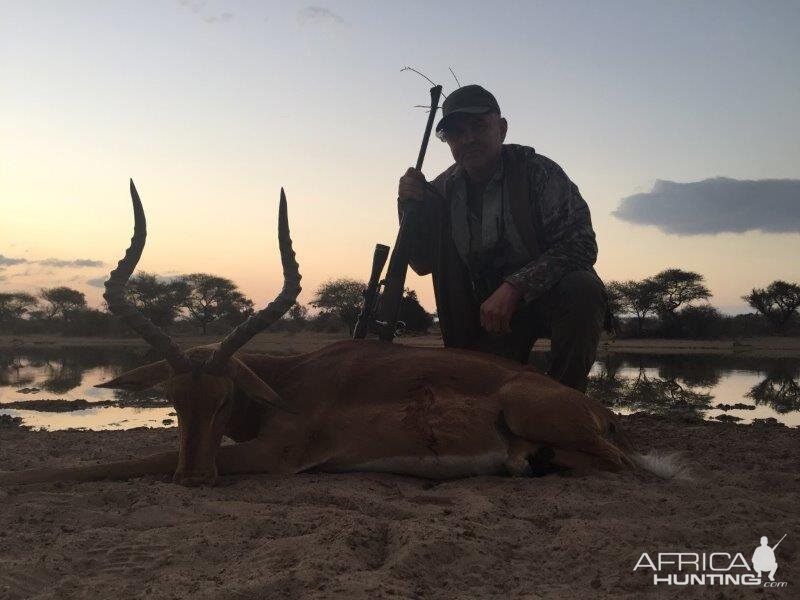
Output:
top-left (610, 421), bottom-right (688, 480)
top-left (630, 451), bottom-right (689, 480)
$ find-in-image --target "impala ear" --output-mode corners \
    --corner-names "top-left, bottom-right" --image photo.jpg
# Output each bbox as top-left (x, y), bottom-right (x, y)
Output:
top-left (95, 360), bottom-right (173, 391)
top-left (231, 358), bottom-right (296, 414)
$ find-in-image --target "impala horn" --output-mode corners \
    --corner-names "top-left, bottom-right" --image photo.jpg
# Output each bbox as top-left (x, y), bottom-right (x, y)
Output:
top-left (204, 188), bottom-right (301, 373)
top-left (104, 180), bottom-right (193, 373)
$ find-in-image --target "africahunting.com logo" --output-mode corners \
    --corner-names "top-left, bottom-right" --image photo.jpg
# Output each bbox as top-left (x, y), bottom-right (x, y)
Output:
top-left (633, 534), bottom-right (788, 587)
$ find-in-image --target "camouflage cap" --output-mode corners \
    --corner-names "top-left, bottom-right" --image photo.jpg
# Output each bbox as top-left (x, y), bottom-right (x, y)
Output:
top-left (435, 84), bottom-right (500, 134)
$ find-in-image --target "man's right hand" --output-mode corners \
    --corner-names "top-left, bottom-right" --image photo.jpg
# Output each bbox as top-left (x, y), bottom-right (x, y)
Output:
top-left (398, 167), bottom-right (427, 201)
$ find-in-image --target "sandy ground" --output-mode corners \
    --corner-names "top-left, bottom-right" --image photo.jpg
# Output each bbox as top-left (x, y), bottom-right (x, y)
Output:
top-left (1, 415), bottom-right (797, 599)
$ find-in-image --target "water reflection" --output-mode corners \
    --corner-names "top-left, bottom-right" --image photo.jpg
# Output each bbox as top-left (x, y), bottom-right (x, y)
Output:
top-left (0, 354), bottom-right (35, 387)
top-left (1, 346), bottom-right (799, 430)
top-left (587, 358), bottom-right (713, 415)
top-left (745, 364), bottom-right (800, 414)
top-left (653, 356), bottom-right (722, 388)
top-left (0, 347), bottom-right (144, 397)
top-left (534, 352), bottom-right (800, 426)
top-left (1, 406), bottom-right (176, 431)
top-left (0, 346), bottom-right (170, 430)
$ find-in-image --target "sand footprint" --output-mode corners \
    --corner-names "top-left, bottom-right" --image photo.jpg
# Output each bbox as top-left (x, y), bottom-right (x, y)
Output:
top-left (84, 541), bottom-right (172, 576)
top-left (0, 564), bottom-right (52, 600)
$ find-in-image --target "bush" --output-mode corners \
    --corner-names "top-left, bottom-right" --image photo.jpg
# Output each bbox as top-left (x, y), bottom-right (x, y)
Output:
top-left (307, 312), bottom-right (349, 333)
top-left (59, 309), bottom-right (121, 337)
top-left (669, 305), bottom-right (725, 339)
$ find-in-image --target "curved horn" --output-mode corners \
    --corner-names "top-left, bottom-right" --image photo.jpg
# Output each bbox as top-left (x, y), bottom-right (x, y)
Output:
top-left (205, 188), bottom-right (301, 371)
top-left (104, 180), bottom-right (193, 373)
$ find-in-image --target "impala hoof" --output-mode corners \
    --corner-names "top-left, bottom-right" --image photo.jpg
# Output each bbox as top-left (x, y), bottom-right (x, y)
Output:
top-left (527, 446), bottom-right (567, 477)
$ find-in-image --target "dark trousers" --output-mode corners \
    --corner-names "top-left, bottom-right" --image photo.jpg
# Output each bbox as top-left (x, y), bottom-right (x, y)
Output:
top-left (466, 270), bottom-right (607, 393)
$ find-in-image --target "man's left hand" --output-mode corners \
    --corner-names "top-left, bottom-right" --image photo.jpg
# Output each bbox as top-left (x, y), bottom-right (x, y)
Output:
top-left (480, 282), bottom-right (522, 333)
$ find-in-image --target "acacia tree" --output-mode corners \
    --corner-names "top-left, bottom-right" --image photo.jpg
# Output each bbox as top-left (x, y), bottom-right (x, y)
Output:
top-left (124, 271), bottom-right (190, 331)
top-left (287, 302), bottom-right (308, 322)
top-left (743, 280), bottom-right (800, 333)
top-left (179, 274), bottom-right (254, 334)
top-left (603, 283), bottom-right (625, 333)
top-left (39, 287), bottom-right (87, 321)
top-left (0, 292), bottom-right (38, 322)
top-left (310, 278), bottom-right (366, 336)
top-left (607, 279), bottom-right (661, 336)
top-left (604, 283), bottom-right (624, 320)
top-left (651, 268), bottom-right (712, 316)
top-left (398, 288), bottom-right (433, 332)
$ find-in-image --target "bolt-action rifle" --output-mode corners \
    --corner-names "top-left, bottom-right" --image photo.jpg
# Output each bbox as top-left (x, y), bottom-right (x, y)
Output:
top-left (353, 84), bottom-right (442, 341)
top-left (771, 534), bottom-right (787, 551)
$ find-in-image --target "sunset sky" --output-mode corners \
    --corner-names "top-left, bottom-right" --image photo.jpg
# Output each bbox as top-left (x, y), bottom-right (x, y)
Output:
top-left (2, 1), bottom-right (799, 315)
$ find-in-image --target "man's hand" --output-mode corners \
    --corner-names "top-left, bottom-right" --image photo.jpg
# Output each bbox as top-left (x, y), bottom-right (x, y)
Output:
top-left (480, 282), bottom-right (522, 333)
top-left (398, 167), bottom-right (427, 201)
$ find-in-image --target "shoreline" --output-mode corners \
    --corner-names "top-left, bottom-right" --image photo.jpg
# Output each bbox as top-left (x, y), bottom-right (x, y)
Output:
top-left (3, 333), bottom-right (800, 358)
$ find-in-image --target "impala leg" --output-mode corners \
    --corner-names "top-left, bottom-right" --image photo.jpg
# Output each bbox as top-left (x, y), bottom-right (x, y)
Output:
top-left (0, 438), bottom-right (326, 487)
top-left (0, 451), bottom-right (178, 486)
top-left (499, 379), bottom-right (634, 473)
top-left (540, 438), bottom-right (633, 473)
top-left (215, 436), bottom-right (328, 477)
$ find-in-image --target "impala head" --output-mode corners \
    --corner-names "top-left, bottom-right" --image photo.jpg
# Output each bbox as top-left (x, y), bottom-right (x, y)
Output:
top-left (96, 180), bottom-right (301, 486)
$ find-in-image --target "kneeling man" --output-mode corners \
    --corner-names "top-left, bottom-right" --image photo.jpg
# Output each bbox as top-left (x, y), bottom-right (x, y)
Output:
top-left (398, 84), bottom-right (608, 393)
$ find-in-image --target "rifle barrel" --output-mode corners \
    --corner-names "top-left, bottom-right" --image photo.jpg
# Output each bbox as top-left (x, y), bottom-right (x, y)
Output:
top-left (415, 85), bottom-right (442, 171)
top-left (372, 85), bottom-right (442, 342)
top-left (772, 533), bottom-right (787, 551)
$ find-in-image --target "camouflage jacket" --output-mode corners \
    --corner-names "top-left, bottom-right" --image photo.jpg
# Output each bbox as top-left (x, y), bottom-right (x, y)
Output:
top-left (400, 144), bottom-right (600, 306)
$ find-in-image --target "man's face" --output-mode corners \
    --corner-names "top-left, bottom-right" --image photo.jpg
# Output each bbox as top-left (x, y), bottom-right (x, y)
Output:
top-left (443, 111), bottom-right (507, 175)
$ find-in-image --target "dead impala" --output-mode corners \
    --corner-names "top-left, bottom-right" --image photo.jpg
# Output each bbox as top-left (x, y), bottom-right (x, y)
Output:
top-left (0, 181), bottom-right (675, 487)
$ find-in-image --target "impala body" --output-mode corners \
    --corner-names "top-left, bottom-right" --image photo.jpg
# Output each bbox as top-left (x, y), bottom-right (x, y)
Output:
top-left (0, 182), bottom-right (664, 488)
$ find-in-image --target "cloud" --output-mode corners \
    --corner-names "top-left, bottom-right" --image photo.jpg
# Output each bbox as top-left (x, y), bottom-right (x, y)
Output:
top-left (1, 255), bottom-right (105, 269)
top-left (178, 0), bottom-right (207, 13)
top-left (205, 11), bottom-right (234, 23)
top-left (297, 6), bottom-right (346, 26)
top-left (86, 277), bottom-right (107, 288)
top-left (177, 1), bottom-right (234, 24)
top-left (0, 254), bottom-right (28, 266)
top-left (87, 272), bottom-right (181, 288)
top-left (38, 258), bottom-right (105, 268)
top-left (613, 177), bottom-right (800, 236)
